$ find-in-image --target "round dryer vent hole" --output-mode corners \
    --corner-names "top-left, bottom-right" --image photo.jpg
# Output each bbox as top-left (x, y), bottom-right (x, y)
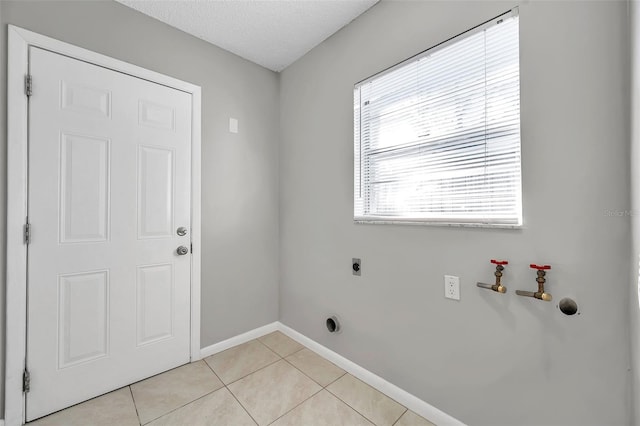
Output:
top-left (326, 316), bottom-right (341, 333)
top-left (558, 297), bottom-right (579, 316)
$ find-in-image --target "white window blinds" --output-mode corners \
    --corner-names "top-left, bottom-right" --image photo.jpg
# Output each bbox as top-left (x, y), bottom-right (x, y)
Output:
top-left (354, 11), bottom-right (521, 226)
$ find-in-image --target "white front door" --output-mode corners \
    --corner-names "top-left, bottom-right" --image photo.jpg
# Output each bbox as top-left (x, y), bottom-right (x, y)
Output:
top-left (26, 46), bottom-right (193, 421)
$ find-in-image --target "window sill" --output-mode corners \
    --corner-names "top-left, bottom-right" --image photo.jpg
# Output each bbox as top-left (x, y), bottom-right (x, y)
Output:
top-left (354, 219), bottom-right (523, 229)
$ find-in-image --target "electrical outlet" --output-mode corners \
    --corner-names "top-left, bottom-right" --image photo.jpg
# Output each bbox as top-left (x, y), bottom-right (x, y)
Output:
top-left (444, 275), bottom-right (460, 300)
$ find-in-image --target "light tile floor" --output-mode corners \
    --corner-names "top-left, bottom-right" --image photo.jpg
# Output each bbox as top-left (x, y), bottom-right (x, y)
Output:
top-left (29, 331), bottom-right (436, 426)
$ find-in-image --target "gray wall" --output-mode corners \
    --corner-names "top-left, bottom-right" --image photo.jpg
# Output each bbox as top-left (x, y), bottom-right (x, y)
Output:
top-left (279, 1), bottom-right (631, 425)
top-left (0, 0), bottom-right (280, 415)
top-left (630, 1), bottom-right (639, 424)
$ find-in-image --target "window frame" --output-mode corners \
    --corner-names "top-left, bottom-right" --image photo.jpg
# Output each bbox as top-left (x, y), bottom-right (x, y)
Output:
top-left (353, 8), bottom-right (522, 229)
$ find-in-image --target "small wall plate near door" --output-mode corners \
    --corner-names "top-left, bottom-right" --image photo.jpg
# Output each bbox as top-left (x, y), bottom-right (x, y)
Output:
top-left (352, 258), bottom-right (361, 276)
top-left (444, 275), bottom-right (460, 300)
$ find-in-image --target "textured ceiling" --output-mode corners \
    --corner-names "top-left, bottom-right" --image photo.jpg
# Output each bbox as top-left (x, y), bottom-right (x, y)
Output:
top-left (116, 0), bottom-right (379, 72)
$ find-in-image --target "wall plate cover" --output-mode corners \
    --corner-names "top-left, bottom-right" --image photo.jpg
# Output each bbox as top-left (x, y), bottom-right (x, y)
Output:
top-left (444, 275), bottom-right (460, 300)
top-left (352, 258), bottom-right (361, 276)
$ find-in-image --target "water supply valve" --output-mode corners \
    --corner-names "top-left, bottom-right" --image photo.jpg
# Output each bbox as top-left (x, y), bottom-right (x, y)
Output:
top-left (516, 264), bottom-right (552, 301)
top-left (476, 259), bottom-right (508, 293)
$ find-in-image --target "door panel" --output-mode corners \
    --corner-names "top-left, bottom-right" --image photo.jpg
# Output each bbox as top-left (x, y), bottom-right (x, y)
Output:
top-left (59, 132), bottom-right (110, 243)
top-left (27, 46), bottom-right (192, 421)
top-left (60, 81), bottom-right (112, 118)
top-left (136, 263), bottom-right (174, 346)
top-left (139, 100), bottom-right (175, 130)
top-left (58, 270), bottom-right (110, 368)
top-left (138, 145), bottom-right (175, 239)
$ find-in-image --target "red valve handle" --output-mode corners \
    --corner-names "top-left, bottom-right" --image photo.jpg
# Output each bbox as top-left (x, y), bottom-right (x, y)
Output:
top-left (530, 264), bottom-right (551, 270)
top-left (491, 260), bottom-right (508, 265)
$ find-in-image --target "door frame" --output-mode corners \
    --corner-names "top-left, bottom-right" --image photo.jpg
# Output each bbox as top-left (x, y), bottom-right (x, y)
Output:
top-left (5, 25), bottom-right (202, 426)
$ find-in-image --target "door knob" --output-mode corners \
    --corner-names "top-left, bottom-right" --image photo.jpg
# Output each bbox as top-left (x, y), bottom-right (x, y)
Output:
top-left (177, 227), bottom-right (188, 236)
top-left (176, 246), bottom-right (189, 256)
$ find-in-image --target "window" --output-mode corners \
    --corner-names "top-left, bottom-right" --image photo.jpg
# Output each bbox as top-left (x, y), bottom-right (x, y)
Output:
top-left (354, 10), bottom-right (521, 226)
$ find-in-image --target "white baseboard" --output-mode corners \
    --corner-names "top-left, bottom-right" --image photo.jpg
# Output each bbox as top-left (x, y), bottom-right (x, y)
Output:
top-left (198, 321), bottom-right (464, 426)
top-left (199, 322), bottom-right (279, 358)
top-left (276, 322), bottom-right (466, 426)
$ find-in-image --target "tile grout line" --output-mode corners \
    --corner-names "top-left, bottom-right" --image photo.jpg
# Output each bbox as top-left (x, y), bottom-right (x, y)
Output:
top-left (324, 375), bottom-right (406, 426)
top-left (322, 371), bottom-right (348, 388)
top-left (272, 353), bottom-right (331, 413)
top-left (152, 348), bottom-right (338, 426)
top-left (203, 338), bottom-right (283, 385)
top-left (348, 374), bottom-right (406, 406)
top-left (143, 332), bottom-right (410, 426)
top-left (31, 385), bottom-right (139, 425)
top-left (226, 357), bottom-right (312, 425)
top-left (127, 385), bottom-right (142, 426)
top-left (283, 345), bottom-right (306, 357)
top-left (260, 338), bottom-right (356, 425)
top-left (280, 329), bottom-right (428, 424)
top-left (275, 333), bottom-right (409, 426)
top-left (254, 337), bottom-right (272, 349)
top-left (225, 383), bottom-right (260, 426)
top-left (281, 344), bottom-right (347, 388)
top-left (222, 357), bottom-right (283, 386)
top-left (221, 337), bottom-right (280, 359)
top-left (260, 377), bottom-right (374, 426)
top-left (281, 356), bottom-right (323, 386)
top-left (202, 359), bottom-right (225, 383)
top-left (265, 387), bottom-right (324, 426)
top-left (255, 333), bottom-right (304, 358)
top-left (273, 336), bottom-right (346, 391)
top-left (236, 334), bottom-right (365, 425)
top-left (136, 361), bottom-right (227, 425)
top-left (139, 360), bottom-right (254, 425)
top-left (215, 333), bottom-right (319, 425)
top-left (140, 388), bottom-right (222, 425)
top-left (324, 386), bottom-right (379, 426)
top-left (357, 373), bottom-right (408, 410)
top-left (391, 408), bottom-right (410, 426)
top-left (281, 355), bottom-right (346, 389)
top-left (331, 391), bottom-right (380, 426)
top-left (201, 355), bottom-right (260, 425)
top-left (129, 359), bottom-right (202, 424)
top-left (204, 337), bottom-right (280, 425)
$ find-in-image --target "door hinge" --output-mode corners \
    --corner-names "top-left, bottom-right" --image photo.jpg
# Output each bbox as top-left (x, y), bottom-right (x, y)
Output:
top-left (24, 223), bottom-right (31, 244)
top-left (23, 368), bottom-right (31, 393)
top-left (25, 75), bottom-right (33, 97)
top-left (190, 243), bottom-right (193, 254)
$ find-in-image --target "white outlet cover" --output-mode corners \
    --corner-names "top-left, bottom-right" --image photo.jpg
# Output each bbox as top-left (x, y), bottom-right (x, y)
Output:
top-left (444, 275), bottom-right (460, 301)
top-left (229, 117), bottom-right (239, 133)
